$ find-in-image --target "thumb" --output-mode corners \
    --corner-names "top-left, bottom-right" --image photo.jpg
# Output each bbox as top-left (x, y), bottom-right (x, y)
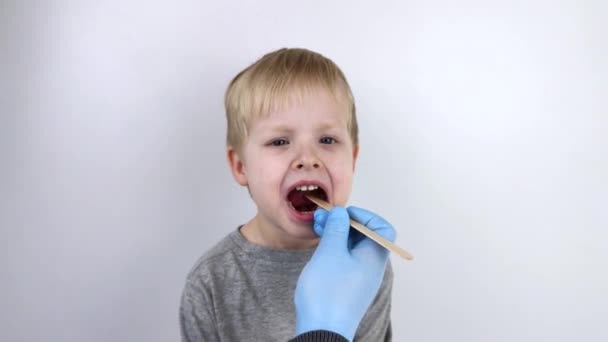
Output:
top-left (313, 209), bottom-right (329, 237)
top-left (316, 206), bottom-right (350, 252)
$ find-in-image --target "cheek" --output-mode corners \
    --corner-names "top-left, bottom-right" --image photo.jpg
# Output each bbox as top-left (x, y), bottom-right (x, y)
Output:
top-left (335, 169), bottom-right (354, 190)
top-left (327, 150), bottom-right (354, 177)
top-left (328, 163), bottom-right (355, 204)
top-left (248, 157), bottom-right (284, 189)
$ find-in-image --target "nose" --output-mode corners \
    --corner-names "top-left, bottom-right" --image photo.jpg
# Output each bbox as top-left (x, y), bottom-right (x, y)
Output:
top-left (292, 145), bottom-right (322, 170)
top-left (295, 159), bottom-right (321, 170)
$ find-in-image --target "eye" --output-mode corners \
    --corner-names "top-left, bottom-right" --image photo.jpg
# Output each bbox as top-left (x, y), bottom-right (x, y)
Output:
top-left (319, 137), bottom-right (337, 144)
top-left (270, 139), bottom-right (289, 146)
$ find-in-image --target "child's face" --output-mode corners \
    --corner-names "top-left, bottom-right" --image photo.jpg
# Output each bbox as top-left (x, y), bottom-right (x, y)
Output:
top-left (228, 90), bottom-right (358, 245)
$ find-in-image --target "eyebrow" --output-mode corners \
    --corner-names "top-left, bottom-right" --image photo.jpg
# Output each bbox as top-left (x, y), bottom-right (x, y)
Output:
top-left (317, 122), bottom-right (342, 131)
top-left (265, 125), bottom-right (294, 134)
top-left (265, 122), bottom-right (342, 133)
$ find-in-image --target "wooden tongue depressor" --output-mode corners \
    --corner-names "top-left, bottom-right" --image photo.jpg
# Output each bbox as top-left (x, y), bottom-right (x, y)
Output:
top-left (306, 195), bottom-right (414, 261)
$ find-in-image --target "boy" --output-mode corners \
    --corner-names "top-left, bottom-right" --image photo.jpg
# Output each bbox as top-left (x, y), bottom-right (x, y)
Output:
top-left (180, 48), bottom-right (393, 341)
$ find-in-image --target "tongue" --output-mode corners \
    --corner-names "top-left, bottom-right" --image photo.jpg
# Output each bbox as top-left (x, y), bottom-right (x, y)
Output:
top-left (287, 189), bottom-right (323, 212)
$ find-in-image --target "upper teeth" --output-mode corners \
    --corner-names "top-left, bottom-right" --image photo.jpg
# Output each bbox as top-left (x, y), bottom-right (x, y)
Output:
top-left (296, 185), bottom-right (319, 191)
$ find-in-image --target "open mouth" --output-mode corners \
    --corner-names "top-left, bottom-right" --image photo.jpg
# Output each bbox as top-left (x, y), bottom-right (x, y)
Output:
top-left (286, 184), bottom-right (329, 214)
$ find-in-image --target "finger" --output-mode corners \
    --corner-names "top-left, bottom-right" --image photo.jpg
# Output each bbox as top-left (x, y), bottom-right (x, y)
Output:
top-left (347, 229), bottom-right (366, 249)
top-left (352, 236), bottom-right (391, 262)
top-left (313, 208), bottom-right (329, 237)
top-left (346, 206), bottom-right (397, 242)
top-left (347, 207), bottom-right (395, 261)
top-left (317, 207), bottom-right (350, 252)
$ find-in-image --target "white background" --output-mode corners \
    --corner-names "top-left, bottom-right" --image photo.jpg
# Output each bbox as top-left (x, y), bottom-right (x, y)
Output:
top-left (2, 1), bottom-right (607, 341)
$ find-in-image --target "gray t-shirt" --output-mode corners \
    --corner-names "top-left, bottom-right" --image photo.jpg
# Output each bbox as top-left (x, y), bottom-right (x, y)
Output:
top-left (180, 227), bottom-right (393, 341)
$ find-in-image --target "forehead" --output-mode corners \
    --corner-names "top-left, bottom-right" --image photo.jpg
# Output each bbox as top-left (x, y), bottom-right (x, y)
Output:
top-left (251, 90), bottom-right (350, 130)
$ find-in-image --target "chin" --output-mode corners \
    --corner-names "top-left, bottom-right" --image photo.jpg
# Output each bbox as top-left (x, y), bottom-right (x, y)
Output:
top-left (286, 226), bottom-right (319, 240)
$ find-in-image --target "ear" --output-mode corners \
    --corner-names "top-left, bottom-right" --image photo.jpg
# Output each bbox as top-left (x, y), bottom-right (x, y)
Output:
top-left (352, 144), bottom-right (359, 171)
top-left (227, 146), bottom-right (248, 186)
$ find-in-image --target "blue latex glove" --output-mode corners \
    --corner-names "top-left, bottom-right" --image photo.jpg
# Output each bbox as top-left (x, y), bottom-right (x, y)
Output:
top-left (294, 206), bottom-right (396, 341)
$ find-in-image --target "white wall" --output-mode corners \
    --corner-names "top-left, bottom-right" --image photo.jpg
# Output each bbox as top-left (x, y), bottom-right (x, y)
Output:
top-left (2, 1), bottom-right (606, 341)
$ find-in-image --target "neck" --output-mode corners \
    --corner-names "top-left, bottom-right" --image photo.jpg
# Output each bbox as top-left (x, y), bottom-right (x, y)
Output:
top-left (240, 215), bottom-right (319, 250)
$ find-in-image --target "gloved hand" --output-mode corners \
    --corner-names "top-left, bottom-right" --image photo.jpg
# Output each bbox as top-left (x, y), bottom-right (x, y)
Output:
top-left (294, 206), bottom-right (396, 341)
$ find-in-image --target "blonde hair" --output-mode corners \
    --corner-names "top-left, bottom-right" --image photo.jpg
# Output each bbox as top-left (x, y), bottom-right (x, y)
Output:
top-left (225, 48), bottom-right (358, 153)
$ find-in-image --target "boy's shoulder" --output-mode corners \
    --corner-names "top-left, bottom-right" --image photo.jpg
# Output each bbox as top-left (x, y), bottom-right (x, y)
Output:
top-left (185, 229), bottom-right (243, 284)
